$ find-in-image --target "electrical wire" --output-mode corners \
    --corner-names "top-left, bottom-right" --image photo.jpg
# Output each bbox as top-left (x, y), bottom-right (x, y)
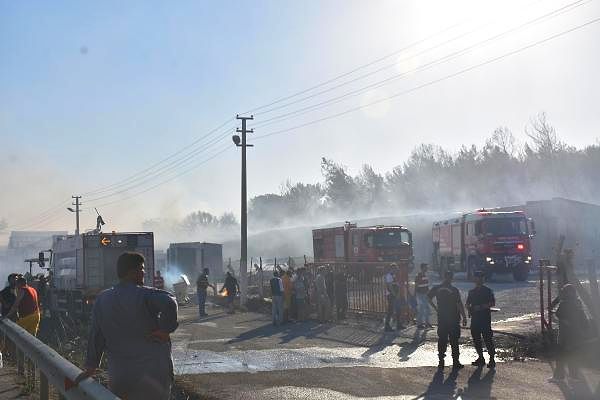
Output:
top-left (242, 0), bottom-right (544, 115)
top-left (81, 117), bottom-right (235, 196)
top-left (252, 0), bottom-right (593, 130)
top-left (253, 15), bottom-right (600, 141)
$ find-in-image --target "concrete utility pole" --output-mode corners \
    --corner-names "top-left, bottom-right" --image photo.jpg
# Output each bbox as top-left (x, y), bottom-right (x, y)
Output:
top-left (68, 196), bottom-right (82, 235)
top-left (233, 115), bottom-right (254, 304)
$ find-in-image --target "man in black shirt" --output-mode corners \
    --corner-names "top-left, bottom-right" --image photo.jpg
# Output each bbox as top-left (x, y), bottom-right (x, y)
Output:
top-left (467, 271), bottom-right (496, 368)
top-left (0, 273), bottom-right (18, 321)
top-left (428, 270), bottom-right (467, 369)
top-left (466, 270), bottom-right (496, 369)
top-left (196, 268), bottom-right (215, 318)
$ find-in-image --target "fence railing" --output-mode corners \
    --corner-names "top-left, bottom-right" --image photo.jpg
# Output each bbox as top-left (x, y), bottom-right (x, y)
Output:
top-left (0, 318), bottom-right (118, 400)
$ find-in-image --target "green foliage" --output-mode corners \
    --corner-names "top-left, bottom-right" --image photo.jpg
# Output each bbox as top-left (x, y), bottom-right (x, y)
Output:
top-left (248, 114), bottom-right (600, 227)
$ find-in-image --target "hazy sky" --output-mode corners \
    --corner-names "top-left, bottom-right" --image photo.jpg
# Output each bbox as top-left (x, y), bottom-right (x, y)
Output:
top-left (1, 0), bottom-right (599, 239)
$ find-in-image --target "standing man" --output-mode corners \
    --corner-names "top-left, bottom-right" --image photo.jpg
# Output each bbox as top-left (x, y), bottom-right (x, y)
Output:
top-left (196, 268), bottom-right (215, 318)
top-left (428, 270), bottom-right (467, 369)
top-left (270, 271), bottom-right (284, 326)
top-left (415, 263), bottom-right (432, 329)
top-left (294, 269), bottom-right (307, 321)
top-left (466, 271), bottom-right (496, 369)
top-left (76, 252), bottom-right (178, 400)
top-left (334, 270), bottom-right (348, 320)
top-left (153, 270), bottom-right (165, 290)
top-left (0, 274), bottom-right (18, 320)
top-left (282, 270), bottom-right (293, 322)
top-left (6, 276), bottom-right (41, 336)
top-left (549, 284), bottom-right (588, 382)
top-left (315, 267), bottom-right (331, 323)
top-left (220, 272), bottom-right (239, 314)
top-left (384, 264), bottom-right (398, 332)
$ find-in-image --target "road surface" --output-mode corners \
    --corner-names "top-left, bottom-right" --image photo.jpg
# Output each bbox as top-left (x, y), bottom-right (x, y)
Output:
top-left (171, 304), bottom-right (600, 399)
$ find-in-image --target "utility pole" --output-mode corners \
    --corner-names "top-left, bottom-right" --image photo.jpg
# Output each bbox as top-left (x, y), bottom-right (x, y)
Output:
top-left (233, 115), bottom-right (253, 305)
top-left (71, 195), bottom-right (81, 235)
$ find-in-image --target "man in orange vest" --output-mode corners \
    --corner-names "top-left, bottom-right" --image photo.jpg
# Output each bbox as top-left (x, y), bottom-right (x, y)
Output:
top-left (5, 276), bottom-right (41, 336)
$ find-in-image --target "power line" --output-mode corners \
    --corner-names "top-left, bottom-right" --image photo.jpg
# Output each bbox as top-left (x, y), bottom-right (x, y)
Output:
top-left (85, 127), bottom-right (234, 203)
top-left (252, 0), bottom-right (592, 130)
top-left (92, 144), bottom-right (233, 209)
top-left (253, 15), bottom-right (600, 141)
top-left (242, 0), bottom-right (544, 115)
top-left (251, 0), bottom-right (560, 118)
top-left (81, 117), bottom-right (234, 196)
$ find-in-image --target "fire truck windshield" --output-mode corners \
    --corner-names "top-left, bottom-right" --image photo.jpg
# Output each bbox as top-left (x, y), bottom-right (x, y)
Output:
top-left (369, 230), bottom-right (410, 248)
top-left (483, 218), bottom-right (528, 236)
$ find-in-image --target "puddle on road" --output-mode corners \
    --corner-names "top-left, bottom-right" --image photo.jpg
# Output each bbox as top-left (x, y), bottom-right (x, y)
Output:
top-left (493, 313), bottom-right (538, 324)
top-left (172, 343), bottom-right (481, 375)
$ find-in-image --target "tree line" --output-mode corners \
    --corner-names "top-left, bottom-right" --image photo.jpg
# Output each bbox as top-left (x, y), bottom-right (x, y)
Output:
top-left (248, 113), bottom-right (600, 228)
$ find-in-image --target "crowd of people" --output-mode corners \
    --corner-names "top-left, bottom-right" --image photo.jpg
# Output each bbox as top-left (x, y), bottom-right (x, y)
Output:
top-left (0, 251), bottom-right (591, 399)
top-left (267, 266), bottom-right (349, 326)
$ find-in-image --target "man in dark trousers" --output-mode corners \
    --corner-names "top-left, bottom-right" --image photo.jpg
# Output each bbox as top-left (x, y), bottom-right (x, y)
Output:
top-left (220, 272), bottom-right (239, 314)
top-left (466, 270), bottom-right (496, 369)
top-left (196, 268), bottom-right (215, 318)
top-left (428, 270), bottom-right (467, 369)
top-left (549, 283), bottom-right (588, 383)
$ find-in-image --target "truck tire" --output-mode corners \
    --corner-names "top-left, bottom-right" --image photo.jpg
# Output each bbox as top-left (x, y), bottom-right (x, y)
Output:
top-left (513, 263), bottom-right (529, 282)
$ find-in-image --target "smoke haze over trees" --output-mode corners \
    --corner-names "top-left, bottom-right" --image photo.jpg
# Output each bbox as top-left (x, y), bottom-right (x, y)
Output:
top-left (248, 113), bottom-right (600, 228)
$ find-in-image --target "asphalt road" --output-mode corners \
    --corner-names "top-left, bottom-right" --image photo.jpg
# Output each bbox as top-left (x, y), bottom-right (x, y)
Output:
top-left (171, 305), bottom-right (600, 399)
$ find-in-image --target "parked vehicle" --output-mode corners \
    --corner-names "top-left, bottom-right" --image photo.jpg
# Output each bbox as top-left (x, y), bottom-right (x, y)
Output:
top-left (432, 209), bottom-right (535, 281)
top-left (47, 231), bottom-right (155, 316)
top-left (313, 222), bottom-right (413, 268)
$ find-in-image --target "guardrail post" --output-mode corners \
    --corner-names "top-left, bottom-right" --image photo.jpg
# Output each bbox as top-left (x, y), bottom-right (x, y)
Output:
top-left (40, 371), bottom-right (49, 400)
top-left (16, 348), bottom-right (24, 375)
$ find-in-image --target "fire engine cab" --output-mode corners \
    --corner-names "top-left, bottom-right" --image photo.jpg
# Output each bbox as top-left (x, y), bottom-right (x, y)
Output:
top-left (433, 209), bottom-right (535, 281)
top-left (313, 222), bottom-right (413, 267)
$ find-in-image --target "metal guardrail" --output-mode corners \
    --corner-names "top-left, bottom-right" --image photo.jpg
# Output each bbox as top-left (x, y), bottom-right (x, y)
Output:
top-left (0, 318), bottom-right (118, 400)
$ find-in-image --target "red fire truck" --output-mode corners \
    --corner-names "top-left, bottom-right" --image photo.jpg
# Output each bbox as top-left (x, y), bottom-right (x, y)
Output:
top-left (312, 222), bottom-right (413, 267)
top-left (432, 209), bottom-right (535, 281)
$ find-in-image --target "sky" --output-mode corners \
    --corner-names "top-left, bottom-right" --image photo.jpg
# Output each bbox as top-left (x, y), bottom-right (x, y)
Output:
top-left (1, 0), bottom-right (600, 241)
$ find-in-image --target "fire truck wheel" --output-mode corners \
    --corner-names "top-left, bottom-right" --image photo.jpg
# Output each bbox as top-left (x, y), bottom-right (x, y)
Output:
top-left (513, 264), bottom-right (529, 282)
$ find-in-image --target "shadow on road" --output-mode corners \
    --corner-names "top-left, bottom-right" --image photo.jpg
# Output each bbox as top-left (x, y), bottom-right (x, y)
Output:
top-left (459, 366), bottom-right (495, 399)
top-left (414, 368), bottom-right (460, 399)
top-left (397, 329), bottom-right (428, 362)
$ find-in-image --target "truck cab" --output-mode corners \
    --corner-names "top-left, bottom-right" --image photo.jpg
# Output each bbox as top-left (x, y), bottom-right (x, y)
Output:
top-left (433, 210), bottom-right (534, 281)
top-left (313, 223), bottom-right (413, 267)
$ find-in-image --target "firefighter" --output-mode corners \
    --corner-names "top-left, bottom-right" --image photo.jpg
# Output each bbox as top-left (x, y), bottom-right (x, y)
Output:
top-left (428, 270), bottom-right (467, 369)
top-left (466, 270), bottom-right (496, 369)
top-left (154, 270), bottom-right (165, 290)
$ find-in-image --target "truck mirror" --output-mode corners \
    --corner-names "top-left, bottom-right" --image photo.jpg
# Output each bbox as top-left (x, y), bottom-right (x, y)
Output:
top-left (38, 251), bottom-right (45, 268)
top-left (528, 218), bottom-right (536, 237)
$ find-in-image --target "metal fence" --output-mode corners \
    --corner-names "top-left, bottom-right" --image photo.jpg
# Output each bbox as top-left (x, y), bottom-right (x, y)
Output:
top-left (0, 318), bottom-right (118, 400)
top-left (304, 261), bottom-right (410, 316)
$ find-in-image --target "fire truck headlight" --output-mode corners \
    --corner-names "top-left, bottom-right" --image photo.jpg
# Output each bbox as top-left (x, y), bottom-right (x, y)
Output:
top-left (485, 256), bottom-right (492, 263)
top-left (527, 256), bottom-right (532, 260)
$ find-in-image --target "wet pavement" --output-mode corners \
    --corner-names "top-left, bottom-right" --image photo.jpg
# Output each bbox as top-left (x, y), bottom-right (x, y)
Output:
top-left (172, 305), bottom-right (600, 399)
